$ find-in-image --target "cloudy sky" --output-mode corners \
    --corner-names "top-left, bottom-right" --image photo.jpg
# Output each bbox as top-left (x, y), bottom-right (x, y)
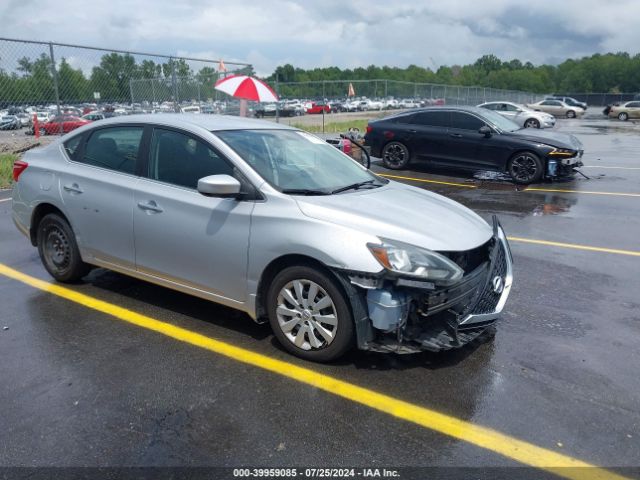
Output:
top-left (1, 0), bottom-right (639, 75)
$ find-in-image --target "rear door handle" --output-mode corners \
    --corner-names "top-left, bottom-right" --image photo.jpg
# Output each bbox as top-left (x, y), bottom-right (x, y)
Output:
top-left (63, 183), bottom-right (83, 194)
top-left (449, 133), bottom-right (463, 138)
top-left (137, 200), bottom-right (164, 213)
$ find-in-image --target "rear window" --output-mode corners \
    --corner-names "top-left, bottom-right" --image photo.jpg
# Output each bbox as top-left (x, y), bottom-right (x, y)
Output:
top-left (81, 126), bottom-right (143, 174)
top-left (63, 135), bottom-right (82, 160)
top-left (412, 111), bottom-right (450, 128)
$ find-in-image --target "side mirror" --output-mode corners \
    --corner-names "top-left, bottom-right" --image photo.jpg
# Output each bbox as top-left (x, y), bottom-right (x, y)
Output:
top-left (479, 125), bottom-right (492, 137)
top-left (197, 174), bottom-right (242, 198)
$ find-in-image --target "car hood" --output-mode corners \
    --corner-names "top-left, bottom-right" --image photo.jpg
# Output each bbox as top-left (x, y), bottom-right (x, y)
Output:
top-left (507, 128), bottom-right (583, 149)
top-left (294, 182), bottom-right (493, 252)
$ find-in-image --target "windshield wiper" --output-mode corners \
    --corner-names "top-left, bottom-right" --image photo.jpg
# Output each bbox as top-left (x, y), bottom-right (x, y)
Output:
top-left (281, 188), bottom-right (329, 196)
top-left (330, 180), bottom-right (382, 194)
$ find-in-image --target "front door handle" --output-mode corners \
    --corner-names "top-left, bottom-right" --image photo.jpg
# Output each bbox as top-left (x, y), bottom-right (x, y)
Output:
top-left (63, 183), bottom-right (83, 194)
top-left (137, 200), bottom-right (164, 213)
top-left (449, 133), bottom-right (463, 138)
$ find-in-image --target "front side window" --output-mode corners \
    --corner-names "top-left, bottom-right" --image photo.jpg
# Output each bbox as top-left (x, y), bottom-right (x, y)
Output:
top-left (216, 129), bottom-right (383, 194)
top-left (450, 112), bottom-right (485, 131)
top-left (148, 128), bottom-right (234, 189)
top-left (82, 126), bottom-right (143, 174)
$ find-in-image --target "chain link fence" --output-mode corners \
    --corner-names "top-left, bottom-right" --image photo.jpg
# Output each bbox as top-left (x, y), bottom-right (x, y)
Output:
top-left (275, 80), bottom-right (544, 106)
top-left (0, 37), bottom-right (252, 135)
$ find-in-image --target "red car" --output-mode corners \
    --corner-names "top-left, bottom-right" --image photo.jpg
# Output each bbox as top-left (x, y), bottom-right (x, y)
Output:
top-left (305, 102), bottom-right (331, 114)
top-left (41, 115), bottom-right (91, 135)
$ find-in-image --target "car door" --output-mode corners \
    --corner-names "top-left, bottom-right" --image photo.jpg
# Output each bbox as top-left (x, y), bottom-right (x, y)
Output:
top-left (628, 102), bottom-right (640, 118)
top-left (58, 125), bottom-right (144, 269)
top-left (400, 110), bottom-right (450, 163)
top-left (440, 111), bottom-right (494, 168)
top-left (133, 127), bottom-right (254, 303)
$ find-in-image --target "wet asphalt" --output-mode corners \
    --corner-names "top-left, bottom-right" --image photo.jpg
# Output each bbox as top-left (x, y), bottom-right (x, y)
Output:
top-left (0, 115), bottom-right (639, 473)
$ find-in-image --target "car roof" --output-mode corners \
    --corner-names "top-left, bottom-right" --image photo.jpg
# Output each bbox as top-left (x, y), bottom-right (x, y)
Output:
top-left (73, 113), bottom-right (296, 131)
top-left (375, 105), bottom-right (490, 121)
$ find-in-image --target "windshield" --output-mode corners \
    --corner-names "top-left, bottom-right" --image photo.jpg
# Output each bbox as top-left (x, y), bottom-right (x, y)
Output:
top-left (477, 109), bottom-right (521, 132)
top-left (215, 129), bottom-right (385, 194)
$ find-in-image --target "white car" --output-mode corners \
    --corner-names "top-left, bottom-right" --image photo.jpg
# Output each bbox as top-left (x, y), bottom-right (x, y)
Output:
top-left (477, 102), bottom-right (556, 129)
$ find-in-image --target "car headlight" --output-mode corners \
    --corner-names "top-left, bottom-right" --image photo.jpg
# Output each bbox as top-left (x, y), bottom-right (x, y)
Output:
top-left (367, 239), bottom-right (464, 284)
top-left (548, 147), bottom-right (576, 156)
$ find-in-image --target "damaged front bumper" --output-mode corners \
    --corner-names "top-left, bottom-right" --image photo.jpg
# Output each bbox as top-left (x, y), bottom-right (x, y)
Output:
top-left (346, 219), bottom-right (513, 354)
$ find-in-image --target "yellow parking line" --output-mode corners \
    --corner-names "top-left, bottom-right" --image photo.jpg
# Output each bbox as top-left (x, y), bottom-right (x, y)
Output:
top-left (582, 165), bottom-right (640, 170)
top-left (0, 263), bottom-right (627, 480)
top-left (508, 236), bottom-right (640, 257)
top-left (523, 187), bottom-right (640, 198)
top-left (378, 173), bottom-right (477, 188)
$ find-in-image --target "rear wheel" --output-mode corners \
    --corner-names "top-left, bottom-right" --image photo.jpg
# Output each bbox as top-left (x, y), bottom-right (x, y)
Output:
top-left (507, 151), bottom-right (543, 184)
top-left (37, 213), bottom-right (90, 283)
top-left (566, 110), bottom-right (576, 118)
top-left (381, 141), bottom-right (410, 169)
top-left (524, 118), bottom-right (540, 129)
top-left (267, 266), bottom-right (354, 362)
top-left (618, 112), bottom-right (629, 121)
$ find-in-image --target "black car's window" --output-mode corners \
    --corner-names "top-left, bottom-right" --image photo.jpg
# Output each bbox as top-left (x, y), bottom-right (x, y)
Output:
top-left (82, 127), bottom-right (143, 175)
top-left (450, 112), bottom-right (485, 131)
top-left (148, 128), bottom-right (234, 189)
top-left (63, 135), bottom-right (82, 160)
top-left (412, 111), bottom-right (450, 128)
top-left (395, 114), bottom-right (415, 124)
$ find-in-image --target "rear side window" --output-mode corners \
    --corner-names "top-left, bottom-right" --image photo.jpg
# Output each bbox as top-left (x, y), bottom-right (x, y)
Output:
top-left (412, 111), bottom-right (450, 128)
top-left (148, 128), bottom-right (234, 189)
top-left (481, 104), bottom-right (498, 110)
top-left (63, 135), bottom-right (82, 160)
top-left (450, 112), bottom-right (485, 131)
top-left (627, 102), bottom-right (640, 108)
top-left (82, 126), bottom-right (143, 175)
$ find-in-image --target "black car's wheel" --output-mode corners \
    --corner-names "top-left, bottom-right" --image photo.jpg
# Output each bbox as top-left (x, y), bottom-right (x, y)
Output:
top-left (267, 265), bottom-right (354, 362)
top-left (381, 141), bottom-right (411, 169)
top-left (37, 213), bottom-right (90, 283)
top-left (508, 151), bottom-right (543, 184)
top-left (566, 110), bottom-right (576, 118)
top-left (618, 112), bottom-right (629, 121)
top-left (524, 118), bottom-right (540, 129)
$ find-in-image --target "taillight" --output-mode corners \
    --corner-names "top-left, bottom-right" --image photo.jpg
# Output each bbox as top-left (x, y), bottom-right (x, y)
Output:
top-left (12, 160), bottom-right (28, 182)
top-left (366, 125), bottom-right (373, 134)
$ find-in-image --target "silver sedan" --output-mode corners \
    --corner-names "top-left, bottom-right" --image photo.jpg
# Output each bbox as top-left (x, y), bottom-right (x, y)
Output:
top-left (11, 114), bottom-right (512, 362)
top-left (477, 101), bottom-right (556, 128)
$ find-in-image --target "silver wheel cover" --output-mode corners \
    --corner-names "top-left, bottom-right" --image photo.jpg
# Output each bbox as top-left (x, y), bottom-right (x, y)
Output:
top-left (276, 279), bottom-right (338, 351)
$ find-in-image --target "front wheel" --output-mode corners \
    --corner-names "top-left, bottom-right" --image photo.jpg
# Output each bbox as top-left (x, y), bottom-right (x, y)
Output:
top-left (566, 110), bottom-right (576, 118)
top-left (524, 118), bottom-right (540, 129)
top-left (37, 213), bottom-right (90, 282)
top-left (381, 141), bottom-right (411, 170)
top-left (508, 151), bottom-right (543, 184)
top-left (618, 112), bottom-right (629, 121)
top-left (267, 266), bottom-right (354, 362)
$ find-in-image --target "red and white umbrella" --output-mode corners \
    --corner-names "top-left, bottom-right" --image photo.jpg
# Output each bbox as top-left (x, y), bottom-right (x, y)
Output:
top-left (214, 75), bottom-right (279, 102)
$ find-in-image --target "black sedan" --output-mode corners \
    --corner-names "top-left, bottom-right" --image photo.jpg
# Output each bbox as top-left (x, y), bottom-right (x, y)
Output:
top-left (364, 106), bottom-right (584, 184)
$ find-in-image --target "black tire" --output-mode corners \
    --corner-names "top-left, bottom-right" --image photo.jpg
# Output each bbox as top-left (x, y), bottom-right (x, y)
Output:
top-left (37, 213), bottom-right (90, 283)
top-left (618, 112), bottom-right (629, 121)
top-left (381, 141), bottom-right (411, 170)
top-left (524, 118), bottom-right (540, 129)
top-left (267, 265), bottom-right (355, 362)
top-left (507, 151), bottom-right (544, 185)
top-left (566, 110), bottom-right (576, 118)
